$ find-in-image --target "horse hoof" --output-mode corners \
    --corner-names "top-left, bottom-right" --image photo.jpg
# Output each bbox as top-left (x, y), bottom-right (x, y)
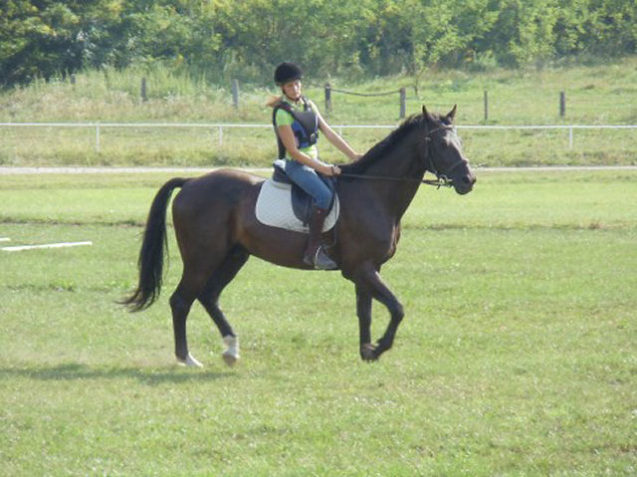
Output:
top-left (360, 343), bottom-right (378, 361)
top-left (222, 351), bottom-right (238, 367)
top-left (222, 335), bottom-right (239, 367)
top-left (177, 353), bottom-right (203, 368)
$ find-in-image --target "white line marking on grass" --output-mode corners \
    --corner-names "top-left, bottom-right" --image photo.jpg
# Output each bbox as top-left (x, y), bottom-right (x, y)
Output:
top-left (0, 237), bottom-right (10, 242)
top-left (2, 241), bottom-right (93, 252)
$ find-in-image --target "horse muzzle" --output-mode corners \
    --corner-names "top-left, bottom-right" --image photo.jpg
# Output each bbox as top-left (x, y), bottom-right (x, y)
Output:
top-left (449, 161), bottom-right (476, 195)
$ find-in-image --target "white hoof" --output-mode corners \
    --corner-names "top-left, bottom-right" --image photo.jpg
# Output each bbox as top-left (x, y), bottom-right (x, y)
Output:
top-left (177, 353), bottom-right (203, 368)
top-left (222, 335), bottom-right (240, 367)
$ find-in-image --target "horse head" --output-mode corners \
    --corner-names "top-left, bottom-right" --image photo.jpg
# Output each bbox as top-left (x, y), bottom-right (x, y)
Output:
top-left (422, 105), bottom-right (476, 195)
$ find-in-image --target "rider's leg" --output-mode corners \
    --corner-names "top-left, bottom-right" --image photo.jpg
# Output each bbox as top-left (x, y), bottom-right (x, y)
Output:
top-left (284, 160), bottom-right (338, 269)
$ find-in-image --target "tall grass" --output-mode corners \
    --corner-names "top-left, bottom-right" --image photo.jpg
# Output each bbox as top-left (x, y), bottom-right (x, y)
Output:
top-left (0, 58), bottom-right (636, 166)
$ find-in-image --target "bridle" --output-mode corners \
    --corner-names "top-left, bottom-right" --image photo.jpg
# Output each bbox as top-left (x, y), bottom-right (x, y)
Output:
top-left (422, 125), bottom-right (462, 188)
top-left (339, 124), bottom-right (464, 189)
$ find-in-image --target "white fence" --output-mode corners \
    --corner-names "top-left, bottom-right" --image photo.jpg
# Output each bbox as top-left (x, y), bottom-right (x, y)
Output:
top-left (0, 122), bottom-right (635, 152)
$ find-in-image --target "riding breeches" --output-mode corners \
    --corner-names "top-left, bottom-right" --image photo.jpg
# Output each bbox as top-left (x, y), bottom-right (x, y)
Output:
top-left (283, 159), bottom-right (334, 210)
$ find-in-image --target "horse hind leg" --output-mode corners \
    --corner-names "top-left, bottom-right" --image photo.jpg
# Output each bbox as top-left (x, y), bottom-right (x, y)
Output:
top-left (170, 282), bottom-right (202, 367)
top-left (171, 252), bottom-right (231, 367)
top-left (197, 245), bottom-right (250, 367)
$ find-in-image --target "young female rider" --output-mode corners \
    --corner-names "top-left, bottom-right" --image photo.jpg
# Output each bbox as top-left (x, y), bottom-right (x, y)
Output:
top-left (270, 62), bottom-right (361, 270)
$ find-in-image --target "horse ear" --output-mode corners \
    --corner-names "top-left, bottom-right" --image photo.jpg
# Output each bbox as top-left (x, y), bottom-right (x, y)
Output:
top-left (422, 105), bottom-right (430, 120)
top-left (447, 104), bottom-right (457, 122)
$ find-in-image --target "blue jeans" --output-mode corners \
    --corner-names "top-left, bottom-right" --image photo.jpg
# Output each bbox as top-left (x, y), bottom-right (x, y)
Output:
top-left (284, 159), bottom-right (334, 210)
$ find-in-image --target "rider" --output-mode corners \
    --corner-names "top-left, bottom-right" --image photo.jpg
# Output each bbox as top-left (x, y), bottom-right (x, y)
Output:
top-left (270, 62), bottom-right (361, 270)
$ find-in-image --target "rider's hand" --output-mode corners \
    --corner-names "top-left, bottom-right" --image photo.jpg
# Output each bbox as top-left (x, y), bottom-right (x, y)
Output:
top-left (322, 164), bottom-right (341, 176)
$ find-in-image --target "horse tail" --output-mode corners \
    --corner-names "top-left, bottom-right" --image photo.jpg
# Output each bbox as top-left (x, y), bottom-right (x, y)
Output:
top-left (121, 177), bottom-right (189, 312)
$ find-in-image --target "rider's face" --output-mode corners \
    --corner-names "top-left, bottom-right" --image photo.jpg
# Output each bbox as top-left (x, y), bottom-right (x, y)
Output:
top-left (282, 79), bottom-right (302, 101)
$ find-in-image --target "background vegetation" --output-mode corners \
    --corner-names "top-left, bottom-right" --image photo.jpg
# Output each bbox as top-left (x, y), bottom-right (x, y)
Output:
top-left (2, 0), bottom-right (635, 87)
top-left (1, 170), bottom-right (636, 475)
top-left (2, 1), bottom-right (635, 168)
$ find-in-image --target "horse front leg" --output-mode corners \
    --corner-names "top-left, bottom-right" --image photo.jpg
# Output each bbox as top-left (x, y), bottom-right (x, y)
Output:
top-left (353, 262), bottom-right (404, 361)
top-left (355, 284), bottom-right (375, 361)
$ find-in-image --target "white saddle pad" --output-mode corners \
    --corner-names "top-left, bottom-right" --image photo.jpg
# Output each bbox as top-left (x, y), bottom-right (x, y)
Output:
top-left (255, 179), bottom-right (340, 233)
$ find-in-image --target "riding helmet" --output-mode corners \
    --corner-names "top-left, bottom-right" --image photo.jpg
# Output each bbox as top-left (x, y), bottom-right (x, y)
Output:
top-left (274, 62), bottom-right (303, 85)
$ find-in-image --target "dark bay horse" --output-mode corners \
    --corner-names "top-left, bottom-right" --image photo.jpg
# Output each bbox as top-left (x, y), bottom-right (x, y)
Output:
top-left (123, 105), bottom-right (476, 367)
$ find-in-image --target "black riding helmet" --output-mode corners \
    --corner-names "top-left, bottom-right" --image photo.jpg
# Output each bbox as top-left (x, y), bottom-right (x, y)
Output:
top-left (274, 62), bottom-right (303, 85)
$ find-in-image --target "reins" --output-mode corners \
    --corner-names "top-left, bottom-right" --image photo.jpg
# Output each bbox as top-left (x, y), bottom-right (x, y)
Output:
top-left (338, 172), bottom-right (453, 188)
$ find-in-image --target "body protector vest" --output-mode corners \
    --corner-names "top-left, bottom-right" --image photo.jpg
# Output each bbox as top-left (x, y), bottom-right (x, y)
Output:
top-left (272, 97), bottom-right (319, 159)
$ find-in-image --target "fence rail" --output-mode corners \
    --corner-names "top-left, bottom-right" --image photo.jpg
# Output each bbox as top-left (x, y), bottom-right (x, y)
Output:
top-left (0, 122), bottom-right (635, 152)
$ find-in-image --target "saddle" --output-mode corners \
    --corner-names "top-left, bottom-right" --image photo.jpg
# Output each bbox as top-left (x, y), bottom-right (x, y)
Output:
top-left (254, 160), bottom-right (340, 233)
top-left (271, 160), bottom-right (336, 224)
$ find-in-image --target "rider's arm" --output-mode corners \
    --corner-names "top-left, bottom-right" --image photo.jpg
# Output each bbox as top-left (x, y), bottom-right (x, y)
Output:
top-left (316, 111), bottom-right (361, 162)
top-left (277, 124), bottom-right (335, 176)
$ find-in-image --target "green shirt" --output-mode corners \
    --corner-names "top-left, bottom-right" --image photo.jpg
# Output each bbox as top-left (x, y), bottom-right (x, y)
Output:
top-left (275, 98), bottom-right (320, 160)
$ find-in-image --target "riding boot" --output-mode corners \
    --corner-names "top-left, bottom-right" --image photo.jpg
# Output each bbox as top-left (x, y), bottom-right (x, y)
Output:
top-left (303, 206), bottom-right (338, 270)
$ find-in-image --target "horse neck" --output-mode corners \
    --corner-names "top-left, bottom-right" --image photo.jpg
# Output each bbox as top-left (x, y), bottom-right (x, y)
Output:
top-left (360, 133), bottom-right (426, 220)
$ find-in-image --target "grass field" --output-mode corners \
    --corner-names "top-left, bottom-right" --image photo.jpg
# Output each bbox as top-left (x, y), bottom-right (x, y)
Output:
top-left (1, 58), bottom-right (636, 167)
top-left (0, 169), bottom-right (635, 475)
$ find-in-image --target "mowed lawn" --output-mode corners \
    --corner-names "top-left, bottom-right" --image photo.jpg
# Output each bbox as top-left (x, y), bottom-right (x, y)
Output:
top-left (0, 169), bottom-right (635, 476)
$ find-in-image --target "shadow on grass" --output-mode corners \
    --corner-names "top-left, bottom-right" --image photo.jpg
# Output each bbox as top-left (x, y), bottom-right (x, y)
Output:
top-left (0, 362), bottom-right (233, 385)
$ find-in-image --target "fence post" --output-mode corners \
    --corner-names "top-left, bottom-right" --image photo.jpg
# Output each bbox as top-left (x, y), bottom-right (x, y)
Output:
top-left (325, 83), bottom-right (332, 113)
top-left (483, 90), bottom-right (489, 122)
top-left (560, 91), bottom-right (566, 117)
top-left (141, 77), bottom-right (147, 102)
top-left (95, 122), bottom-right (100, 153)
top-left (232, 79), bottom-right (239, 109)
top-left (399, 87), bottom-right (406, 118)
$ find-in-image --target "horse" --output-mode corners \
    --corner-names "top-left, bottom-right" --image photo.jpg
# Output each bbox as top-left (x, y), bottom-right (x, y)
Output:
top-left (122, 105), bottom-right (476, 367)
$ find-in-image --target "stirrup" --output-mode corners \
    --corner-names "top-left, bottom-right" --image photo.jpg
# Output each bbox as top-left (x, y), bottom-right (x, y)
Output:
top-left (310, 246), bottom-right (338, 270)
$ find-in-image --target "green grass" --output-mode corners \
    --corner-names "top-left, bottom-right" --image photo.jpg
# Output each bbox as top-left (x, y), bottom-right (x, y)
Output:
top-left (0, 170), bottom-right (635, 475)
top-left (0, 58), bottom-right (636, 167)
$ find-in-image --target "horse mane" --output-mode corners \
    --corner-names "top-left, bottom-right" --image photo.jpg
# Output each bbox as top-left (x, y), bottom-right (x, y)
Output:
top-left (341, 112), bottom-right (437, 175)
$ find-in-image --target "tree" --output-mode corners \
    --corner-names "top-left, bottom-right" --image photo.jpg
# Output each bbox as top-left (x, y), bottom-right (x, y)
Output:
top-left (1, 0), bottom-right (635, 88)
